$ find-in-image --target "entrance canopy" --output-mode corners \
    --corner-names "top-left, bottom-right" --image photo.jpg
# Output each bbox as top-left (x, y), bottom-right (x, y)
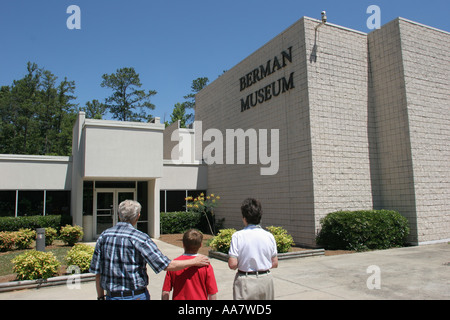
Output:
top-left (81, 117), bottom-right (165, 180)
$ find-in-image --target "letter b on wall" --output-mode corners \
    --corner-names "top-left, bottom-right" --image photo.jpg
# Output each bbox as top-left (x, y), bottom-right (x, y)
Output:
top-left (67, 5), bottom-right (81, 30)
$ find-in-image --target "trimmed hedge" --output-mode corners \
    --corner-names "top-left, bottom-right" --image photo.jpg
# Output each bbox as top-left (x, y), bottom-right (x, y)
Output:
top-left (0, 215), bottom-right (72, 232)
top-left (160, 211), bottom-right (202, 234)
top-left (316, 210), bottom-right (410, 251)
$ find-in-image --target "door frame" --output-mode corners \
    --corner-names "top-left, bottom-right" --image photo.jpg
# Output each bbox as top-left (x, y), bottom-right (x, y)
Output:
top-left (93, 188), bottom-right (136, 238)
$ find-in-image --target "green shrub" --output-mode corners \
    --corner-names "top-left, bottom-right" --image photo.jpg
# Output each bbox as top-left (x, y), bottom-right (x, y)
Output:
top-left (210, 226), bottom-right (296, 254)
top-left (209, 229), bottom-right (236, 254)
top-left (14, 229), bottom-right (36, 250)
top-left (45, 227), bottom-right (58, 246)
top-left (64, 244), bottom-right (95, 273)
top-left (160, 211), bottom-right (202, 234)
top-left (0, 231), bottom-right (16, 252)
top-left (316, 210), bottom-right (410, 251)
top-left (0, 215), bottom-right (71, 232)
top-left (266, 226), bottom-right (295, 253)
top-left (12, 250), bottom-right (61, 280)
top-left (59, 225), bottom-right (84, 246)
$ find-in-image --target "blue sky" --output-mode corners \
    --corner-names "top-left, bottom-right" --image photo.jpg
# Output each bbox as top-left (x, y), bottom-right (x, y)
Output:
top-left (1, 0), bottom-right (449, 121)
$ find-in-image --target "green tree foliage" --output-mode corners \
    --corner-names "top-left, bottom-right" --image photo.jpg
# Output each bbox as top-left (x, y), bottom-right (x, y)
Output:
top-left (183, 77), bottom-right (209, 110)
top-left (166, 77), bottom-right (209, 128)
top-left (168, 102), bottom-right (193, 128)
top-left (81, 99), bottom-right (107, 119)
top-left (101, 67), bottom-right (157, 122)
top-left (0, 62), bottom-right (77, 156)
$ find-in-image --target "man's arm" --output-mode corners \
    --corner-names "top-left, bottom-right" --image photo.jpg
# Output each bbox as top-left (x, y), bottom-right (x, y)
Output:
top-left (161, 291), bottom-right (170, 300)
top-left (95, 274), bottom-right (105, 299)
top-left (208, 293), bottom-right (217, 300)
top-left (228, 257), bottom-right (238, 270)
top-left (165, 254), bottom-right (210, 271)
top-left (271, 256), bottom-right (278, 269)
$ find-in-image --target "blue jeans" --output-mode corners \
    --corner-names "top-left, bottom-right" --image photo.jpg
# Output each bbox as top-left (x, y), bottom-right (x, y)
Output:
top-left (106, 289), bottom-right (150, 300)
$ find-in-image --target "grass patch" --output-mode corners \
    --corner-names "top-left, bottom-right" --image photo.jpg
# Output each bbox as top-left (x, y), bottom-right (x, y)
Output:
top-left (0, 241), bottom-right (72, 278)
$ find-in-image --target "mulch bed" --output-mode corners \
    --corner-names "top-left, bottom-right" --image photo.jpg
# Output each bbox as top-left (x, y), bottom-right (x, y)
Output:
top-left (158, 234), bottom-right (354, 256)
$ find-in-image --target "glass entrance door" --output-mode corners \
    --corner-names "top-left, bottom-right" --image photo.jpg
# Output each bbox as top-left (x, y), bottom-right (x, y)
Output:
top-left (96, 191), bottom-right (114, 235)
top-left (94, 189), bottom-right (136, 237)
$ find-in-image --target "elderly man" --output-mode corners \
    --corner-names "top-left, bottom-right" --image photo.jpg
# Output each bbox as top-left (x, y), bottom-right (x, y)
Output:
top-left (90, 200), bottom-right (210, 300)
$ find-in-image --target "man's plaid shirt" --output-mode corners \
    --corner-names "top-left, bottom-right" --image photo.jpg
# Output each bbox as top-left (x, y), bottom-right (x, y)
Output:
top-left (89, 222), bottom-right (171, 292)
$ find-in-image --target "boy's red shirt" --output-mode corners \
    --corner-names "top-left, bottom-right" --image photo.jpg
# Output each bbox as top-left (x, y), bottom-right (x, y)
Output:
top-left (162, 255), bottom-right (218, 300)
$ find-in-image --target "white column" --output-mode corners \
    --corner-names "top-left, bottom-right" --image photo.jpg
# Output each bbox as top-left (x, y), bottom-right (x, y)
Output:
top-left (148, 179), bottom-right (161, 239)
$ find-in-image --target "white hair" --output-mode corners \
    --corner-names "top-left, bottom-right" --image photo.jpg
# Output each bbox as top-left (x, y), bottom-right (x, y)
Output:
top-left (118, 200), bottom-right (141, 223)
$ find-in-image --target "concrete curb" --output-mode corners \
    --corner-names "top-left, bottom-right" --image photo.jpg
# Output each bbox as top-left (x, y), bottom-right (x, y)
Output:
top-left (208, 249), bottom-right (325, 262)
top-left (0, 273), bottom-right (96, 293)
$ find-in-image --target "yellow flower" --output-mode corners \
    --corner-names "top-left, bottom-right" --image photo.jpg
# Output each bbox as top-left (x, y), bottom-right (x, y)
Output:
top-left (211, 194), bottom-right (215, 197)
top-left (206, 196), bottom-right (210, 200)
top-left (216, 196), bottom-right (220, 200)
top-left (200, 193), bottom-right (204, 196)
top-left (212, 199), bottom-right (216, 203)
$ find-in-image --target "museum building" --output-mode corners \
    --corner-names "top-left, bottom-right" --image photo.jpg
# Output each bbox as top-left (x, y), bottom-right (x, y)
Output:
top-left (0, 16), bottom-right (449, 246)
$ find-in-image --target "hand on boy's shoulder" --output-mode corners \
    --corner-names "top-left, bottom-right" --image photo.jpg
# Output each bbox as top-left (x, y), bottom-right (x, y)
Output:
top-left (193, 254), bottom-right (210, 266)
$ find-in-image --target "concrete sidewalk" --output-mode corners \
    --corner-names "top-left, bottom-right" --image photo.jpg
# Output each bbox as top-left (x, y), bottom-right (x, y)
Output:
top-left (0, 240), bottom-right (448, 300)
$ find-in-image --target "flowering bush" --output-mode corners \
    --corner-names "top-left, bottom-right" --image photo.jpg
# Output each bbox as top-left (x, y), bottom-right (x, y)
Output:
top-left (0, 231), bottom-right (16, 252)
top-left (209, 229), bottom-right (236, 254)
top-left (12, 250), bottom-right (61, 280)
top-left (59, 225), bottom-right (84, 246)
top-left (266, 226), bottom-right (295, 253)
top-left (186, 193), bottom-right (221, 234)
top-left (210, 226), bottom-right (295, 254)
top-left (64, 244), bottom-right (95, 273)
top-left (14, 228), bottom-right (37, 250)
top-left (45, 227), bottom-right (58, 246)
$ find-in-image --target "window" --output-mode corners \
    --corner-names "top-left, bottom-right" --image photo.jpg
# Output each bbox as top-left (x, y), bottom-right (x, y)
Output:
top-left (18, 191), bottom-right (44, 216)
top-left (160, 190), bottom-right (207, 212)
top-left (83, 181), bottom-right (94, 216)
top-left (0, 190), bottom-right (71, 217)
top-left (166, 191), bottom-right (187, 212)
top-left (137, 181), bottom-right (148, 230)
top-left (0, 191), bottom-right (16, 217)
top-left (45, 191), bottom-right (71, 216)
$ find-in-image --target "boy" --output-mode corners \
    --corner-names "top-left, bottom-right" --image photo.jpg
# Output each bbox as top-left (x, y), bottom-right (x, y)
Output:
top-left (228, 198), bottom-right (278, 300)
top-left (162, 229), bottom-right (218, 300)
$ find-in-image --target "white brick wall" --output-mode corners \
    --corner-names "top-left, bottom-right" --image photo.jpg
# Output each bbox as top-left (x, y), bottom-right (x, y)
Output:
top-left (368, 19), bottom-right (418, 242)
top-left (196, 16), bottom-right (450, 247)
top-left (368, 18), bottom-right (450, 244)
top-left (399, 19), bottom-right (450, 243)
top-left (304, 19), bottom-right (374, 231)
top-left (196, 17), bottom-right (316, 246)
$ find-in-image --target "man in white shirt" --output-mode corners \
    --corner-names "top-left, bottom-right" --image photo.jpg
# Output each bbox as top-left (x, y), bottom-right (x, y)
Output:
top-left (228, 198), bottom-right (278, 300)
